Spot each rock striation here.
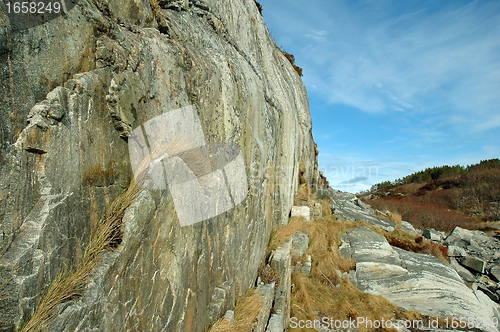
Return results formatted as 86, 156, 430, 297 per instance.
443, 227, 500, 304
340, 226, 500, 332
0, 0, 321, 330
322, 189, 397, 231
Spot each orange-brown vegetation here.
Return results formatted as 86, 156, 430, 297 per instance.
280, 49, 303, 77
366, 160, 500, 231
272, 213, 432, 331
254, 0, 263, 15
366, 196, 481, 232
258, 265, 281, 286
378, 229, 448, 263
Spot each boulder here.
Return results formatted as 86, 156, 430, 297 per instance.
309, 201, 323, 219
353, 198, 372, 211
291, 206, 311, 221
400, 221, 419, 235
490, 266, 500, 282
423, 229, 442, 241
447, 244, 466, 257
445, 227, 475, 245
449, 257, 476, 283
340, 226, 500, 330
223, 310, 234, 321
291, 232, 309, 258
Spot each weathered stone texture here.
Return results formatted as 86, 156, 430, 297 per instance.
0, 0, 320, 330
268, 241, 292, 330
341, 227, 500, 332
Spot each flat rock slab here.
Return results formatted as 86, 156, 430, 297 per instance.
269, 241, 292, 329
291, 206, 311, 221
341, 227, 500, 332
400, 221, 420, 235
461, 256, 487, 274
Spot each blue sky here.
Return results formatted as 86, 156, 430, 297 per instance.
258, 0, 500, 193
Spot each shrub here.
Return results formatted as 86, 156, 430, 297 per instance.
258, 265, 281, 286
365, 197, 481, 232
381, 230, 448, 263
280, 48, 303, 77
20, 180, 141, 332
254, 0, 263, 15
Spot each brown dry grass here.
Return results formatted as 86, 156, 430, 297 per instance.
272, 211, 423, 331
20, 180, 141, 332
270, 215, 359, 286
209, 288, 263, 332
291, 272, 421, 332
272, 199, 455, 331
377, 229, 449, 264
295, 184, 314, 202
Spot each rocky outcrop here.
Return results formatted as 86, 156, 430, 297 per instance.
340, 227, 500, 332
323, 189, 397, 231
443, 227, 500, 304
268, 240, 292, 331
0, 0, 321, 330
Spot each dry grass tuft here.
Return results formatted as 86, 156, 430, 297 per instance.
258, 265, 281, 286
20, 180, 141, 332
269, 214, 359, 286
320, 199, 333, 218
387, 211, 402, 224
209, 288, 263, 332
375, 228, 449, 264
253, 0, 263, 15
295, 184, 314, 202
275, 200, 456, 331
291, 272, 418, 332
276, 47, 303, 77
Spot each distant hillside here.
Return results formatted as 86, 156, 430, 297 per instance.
361, 159, 500, 232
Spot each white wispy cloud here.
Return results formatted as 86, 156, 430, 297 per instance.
260, 0, 500, 192
281, 0, 500, 131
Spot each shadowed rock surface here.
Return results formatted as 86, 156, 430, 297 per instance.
0, 0, 321, 330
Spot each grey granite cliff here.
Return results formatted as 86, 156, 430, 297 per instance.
0, 0, 320, 330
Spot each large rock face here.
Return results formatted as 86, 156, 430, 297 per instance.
340, 227, 500, 332
0, 1, 319, 330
